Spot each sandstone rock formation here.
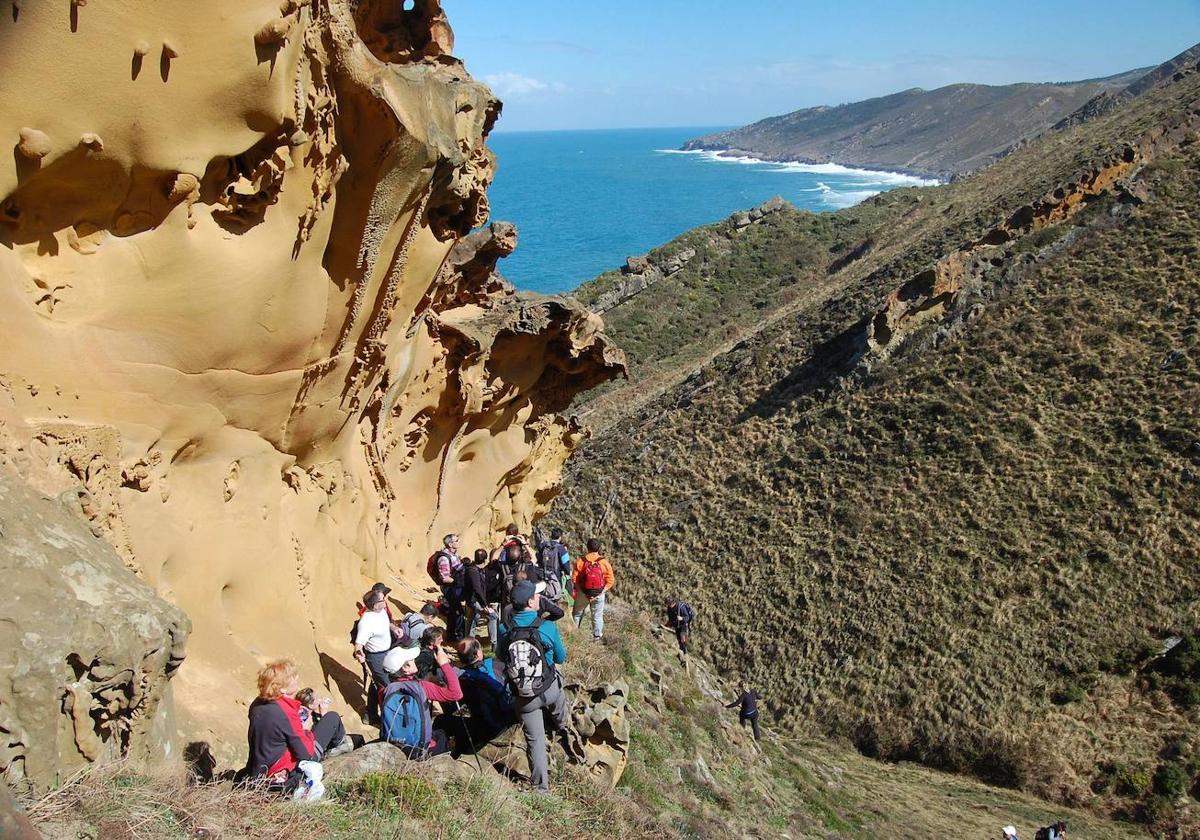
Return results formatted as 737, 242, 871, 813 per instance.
0, 0, 623, 761
0, 468, 189, 792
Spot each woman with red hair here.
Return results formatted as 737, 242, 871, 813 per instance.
235, 659, 351, 790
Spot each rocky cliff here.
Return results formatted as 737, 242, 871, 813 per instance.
0, 468, 189, 792
0, 0, 623, 764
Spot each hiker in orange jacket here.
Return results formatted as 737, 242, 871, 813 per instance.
571, 538, 614, 641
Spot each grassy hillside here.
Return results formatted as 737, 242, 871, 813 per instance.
22, 604, 1144, 839
680, 68, 1150, 178
554, 57, 1200, 831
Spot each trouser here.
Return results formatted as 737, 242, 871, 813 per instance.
465, 602, 484, 640
363, 650, 389, 724
572, 590, 606, 638
485, 602, 500, 647
675, 623, 690, 654
515, 673, 570, 792
740, 712, 761, 741
442, 584, 466, 641
311, 712, 346, 758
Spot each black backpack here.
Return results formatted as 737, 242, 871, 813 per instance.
503, 617, 551, 699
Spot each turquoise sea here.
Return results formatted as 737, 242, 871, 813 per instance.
485, 126, 937, 295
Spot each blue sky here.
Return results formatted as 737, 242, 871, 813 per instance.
441, 0, 1200, 131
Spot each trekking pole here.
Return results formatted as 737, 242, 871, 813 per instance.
455, 710, 486, 774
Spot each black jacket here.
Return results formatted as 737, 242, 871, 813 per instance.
239, 697, 313, 780
464, 563, 489, 609
727, 690, 761, 717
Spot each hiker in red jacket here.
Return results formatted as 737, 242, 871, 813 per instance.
571, 538, 615, 641
235, 659, 351, 790
380, 642, 463, 757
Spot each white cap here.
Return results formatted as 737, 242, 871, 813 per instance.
534, 581, 546, 594
1002, 827, 1018, 838
383, 645, 420, 674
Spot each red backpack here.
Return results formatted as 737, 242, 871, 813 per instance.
581, 557, 606, 597
426, 551, 449, 586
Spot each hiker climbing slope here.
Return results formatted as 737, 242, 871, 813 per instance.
571, 538, 614, 641
664, 596, 695, 656
498, 579, 570, 793
727, 683, 763, 741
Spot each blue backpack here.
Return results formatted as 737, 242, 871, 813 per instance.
381, 681, 431, 757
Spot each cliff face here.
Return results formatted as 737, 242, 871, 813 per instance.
0, 0, 623, 759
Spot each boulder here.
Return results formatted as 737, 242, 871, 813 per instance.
0, 468, 190, 792
322, 741, 479, 786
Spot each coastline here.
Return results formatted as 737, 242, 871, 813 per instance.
671, 144, 947, 184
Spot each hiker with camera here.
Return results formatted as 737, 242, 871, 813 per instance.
379, 640, 463, 758
571, 538, 614, 641
497, 579, 571, 793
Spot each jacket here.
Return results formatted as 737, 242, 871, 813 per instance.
500, 594, 564, 630
464, 563, 489, 609
666, 602, 695, 629
456, 658, 515, 733
727, 690, 762, 717
497, 608, 568, 667
572, 552, 615, 595
241, 695, 315, 779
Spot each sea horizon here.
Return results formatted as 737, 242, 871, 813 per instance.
485, 126, 938, 295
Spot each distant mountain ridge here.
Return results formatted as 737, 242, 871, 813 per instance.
681, 61, 1179, 179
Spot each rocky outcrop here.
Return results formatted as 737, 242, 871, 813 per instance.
0, 0, 623, 756
0, 468, 189, 792
591, 197, 788, 314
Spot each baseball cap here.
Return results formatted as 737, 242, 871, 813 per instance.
511, 580, 537, 607
371, 582, 392, 595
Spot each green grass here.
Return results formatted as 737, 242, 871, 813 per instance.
554, 67, 1200, 834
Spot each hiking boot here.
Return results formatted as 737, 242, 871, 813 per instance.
359, 710, 371, 725
324, 738, 354, 759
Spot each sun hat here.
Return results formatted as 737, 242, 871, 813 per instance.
383, 645, 420, 674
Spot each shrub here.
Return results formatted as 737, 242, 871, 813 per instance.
335, 772, 443, 819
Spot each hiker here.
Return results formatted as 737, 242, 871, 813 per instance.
463, 548, 493, 642
352, 588, 393, 725
415, 626, 447, 684
664, 596, 696, 655
400, 602, 438, 646
493, 523, 532, 600
571, 538, 614, 641
541, 527, 572, 601
380, 642, 463, 758
483, 549, 506, 647
428, 533, 466, 641
1035, 822, 1067, 840
236, 659, 351, 791
726, 683, 763, 740
497, 579, 570, 793
451, 636, 516, 745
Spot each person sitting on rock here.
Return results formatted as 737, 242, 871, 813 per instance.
571, 538, 614, 641
497, 579, 570, 793
400, 602, 438, 646
726, 683, 763, 741
380, 641, 463, 758
235, 659, 351, 791
664, 596, 696, 656
450, 636, 516, 747
1036, 821, 1067, 840
416, 626, 448, 685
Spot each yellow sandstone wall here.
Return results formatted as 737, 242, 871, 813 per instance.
0, 0, 623, 754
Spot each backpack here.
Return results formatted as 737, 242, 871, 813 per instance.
676, 602, 695, 625
381, 681, 432, 756
581, 557, 606, 597
426, 551, 462, 586
504, 617, 551, 699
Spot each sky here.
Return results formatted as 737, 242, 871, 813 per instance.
441, 0, 1200, 132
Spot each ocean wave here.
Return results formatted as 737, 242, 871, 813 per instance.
654, 148, 940, 186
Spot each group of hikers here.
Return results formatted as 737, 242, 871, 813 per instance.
229, 521, 1073, 838
234, 524, 753, 799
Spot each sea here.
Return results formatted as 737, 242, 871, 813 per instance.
485, 126, 938, 295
